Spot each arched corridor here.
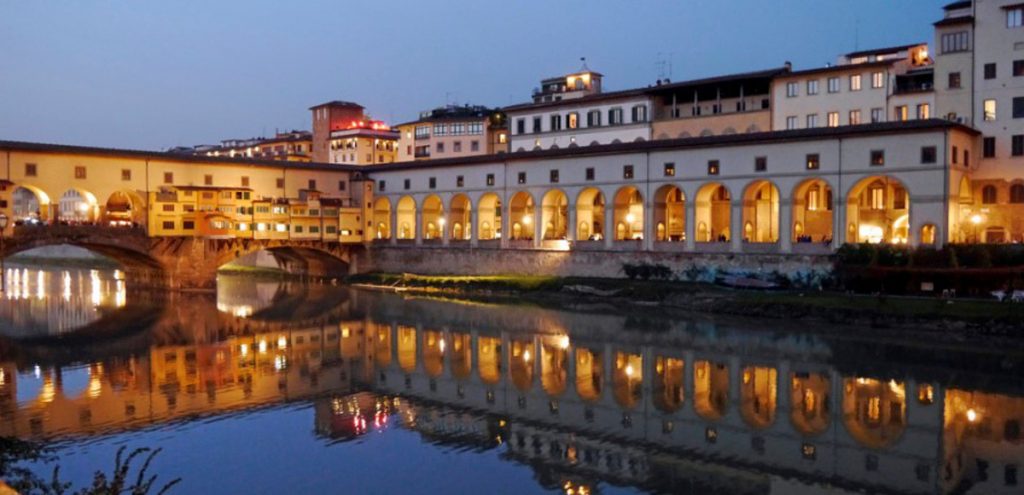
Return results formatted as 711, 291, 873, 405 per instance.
792, 179, 833, 244
846, 176, 910, 244
449, 194, 472, 241
421, 195, 444, 240
373, 197, 392, 240
653, 185, 685, 242
741, 181, 779, 243
740, 366, 777, 428
540, 190, 569, 240
103, 190, 145, 226
653, 357, 684, 412
694, 360, 729, 420
477, 193, 502, 241
575, 188, 605, 241
695, 184, 731, 243
612, 187, 643, 241
57, 189, 100, 224
791, 372, 830, 435
508, 192, 535, 241
842, 378, 906, 448
396, 196, 416, 240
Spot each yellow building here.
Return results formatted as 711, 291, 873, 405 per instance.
328, 120, 399, 166
202, 130, 313, 162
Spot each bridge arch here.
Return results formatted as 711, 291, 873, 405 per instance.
12, 184, 52, 223
103, 189, 146, 226
56, 187, 101, 224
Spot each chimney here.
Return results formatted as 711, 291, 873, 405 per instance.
784, 61, 792, 71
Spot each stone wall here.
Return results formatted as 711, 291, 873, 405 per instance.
356, 246, 833, 281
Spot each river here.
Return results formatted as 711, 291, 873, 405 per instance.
0, 264, 1021, 494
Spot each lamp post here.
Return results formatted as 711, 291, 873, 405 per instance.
970, 214, 983, 244
0, 213, 7, 293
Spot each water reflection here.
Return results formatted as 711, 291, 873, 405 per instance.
0, 270, 1021, 494
0, 266, 128, 337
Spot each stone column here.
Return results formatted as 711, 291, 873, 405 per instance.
500, 194, 510, 249
730, 201, 743, 253
389, 206, 398, 245
834, 193, 846, 247
534, 205, 543, 248
604, 201, 614, 250
442, 213, 450, 246
643, 201, 654, 251
414, 208, 423, 246
567, 204, 577, 243
780, 197, 793, 253
469, 208, 478, 247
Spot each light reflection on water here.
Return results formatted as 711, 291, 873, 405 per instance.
0, 265, 126, 338
0, 267, 1020, 494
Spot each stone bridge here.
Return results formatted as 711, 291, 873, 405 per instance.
1, 225, 359, 290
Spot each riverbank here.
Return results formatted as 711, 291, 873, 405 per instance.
347, 273, 1024, 337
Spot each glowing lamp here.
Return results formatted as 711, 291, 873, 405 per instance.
967, 408, 978, 422
970, 214, 983, 225
625, 213, 635, 224
522, 214, 533, 226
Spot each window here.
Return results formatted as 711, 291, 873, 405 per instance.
585, 167, 595, 181
308, 179, 317, 190
786, 82, 799, 97
917, 103, 930, 119
428, 177, 436, 189
453, 141, 462, 153
755, 156, 767, 172
984, 137, 996, 158
806, 80, 819, 95
486, 173, 495, 186
664, 163, 675, 176
567, 112, 579, 129
532, 117, 542, 133
1016, 60, 1024, 77
965, 149, 970, 168
415, 125, 430, 139
849, 109, 862, 125
550, 170, 559, 183
550, 114, 562, 131
983, 185, 998, 204
985, 99, 997, 121
1011, 184, 1024, 203
1007, 465, 1018, 487
806, 114, 818, 128
276, 177, 284, 188
1013, 135, 1024, 156
451, 123, 465, 135
850, 74, 862, 91
921, 146, 937, 164
623, 165, 634, 179
871, 71, 885, 88
949, 72, 962, 89
870, 150, 885, 166
827, 77, 840, 93
953, 145, 960, 164
471, 140, 479, 152
515, 119, 525, 135
202, 174, 211, 186
162, 221, 174, 230
294, 225, 304, 234
942, 31, 971, 54
631, 105, 648, 123
183, 221, 195, 230
24, 163, 37, 177
871, 108, 885, 123
378, 180, 386, 192
403, 178, 411, 190
433, 124, 448, 136
609, 107, 623, 125
786, 116, 798, 130
894, 105, 909, 121
1009, 7, 1024, 27
456, 175, 464, 187
337, 180, 346, 191
436, 142, 445, 153
1014, 97, 1024, 118
121, 169, 131, 181
241, 176, 250, 187
827, 112, 839, 127
164, 172, 174, 184
806, 154, 820, 170
587, 110, 601, 127
518, 172, 526, 184
162, 204, 175, 212
985, 63, 997, 80
707, 160, 720, 175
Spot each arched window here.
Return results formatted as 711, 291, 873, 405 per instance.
921, 224, 936, 245
982, 185, 998, 204
1010, 184, 1024, 204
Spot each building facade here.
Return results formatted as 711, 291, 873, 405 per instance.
394, 105, 508, 162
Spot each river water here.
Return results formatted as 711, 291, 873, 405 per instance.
0, 264, 1021, 494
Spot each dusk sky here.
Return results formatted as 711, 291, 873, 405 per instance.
1, 1, 949, 151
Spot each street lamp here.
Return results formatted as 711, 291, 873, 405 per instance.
0, 213, 7, 293
970, 213, 983, 243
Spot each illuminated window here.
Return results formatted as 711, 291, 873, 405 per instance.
806, 154, 820, 170
827, 112, 839, 127
664, 162, 675, 177
871, 150, 885, 166
623, 165, 634, 179
850, 74, 862, 91
917, 103, 930, 119
894, 106, 908, 121
707, 160, 720, 176
984, 99, 997, 121
849, 109, 862, 125
871, 71, 885, 88
870, 188, 885, 210
567, 112, 579, 129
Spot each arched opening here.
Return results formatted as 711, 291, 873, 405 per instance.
613, 186, 643, 240
477, 193, 502, 240
57, 189, 100, 224
613, 352, 642, 409
423, 330, 444, 377
508, 192, 535, 241
575, 347, 603, 402
540, 340, 568, 396
694, 360, 729, 420
397, 326, 417, 372
540, 190, 568, 240
396, 196, 416, 240
449, 194, 472, 241
791, 372, 830, 435
103, 190, 145, 226
842, 377, 906, 448
695, 184, 731, 243
477, 336, 501, 385
920, 224, 937, 245
421, 195, 444, 240
12, 185, 51, 224
792, 179, 833, 244
575, 188, 605, 241
740, 366, 777, 429
653, 357, 684, 413
653, 185, 685, 242
846, 176, 910, 244
373, 324, 392, 368
741, 181, 780, 243
510, 339, 534, 391
450, 332, 472, 379
372, 197, 391, 240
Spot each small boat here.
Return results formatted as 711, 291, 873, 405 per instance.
718, 275, 778, 290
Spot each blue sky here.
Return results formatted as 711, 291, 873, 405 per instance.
0, 1, 950, 150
